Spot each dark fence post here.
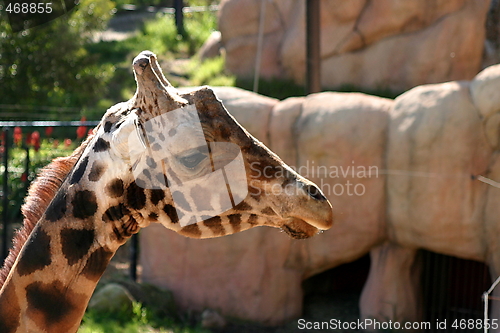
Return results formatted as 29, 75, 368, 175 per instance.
0, 120, 138, 281
306, 0, 321, 94
2, 128, 10, 263
130, 233, 139, 281
23, 146, 30, 193
174, 0, 185, 37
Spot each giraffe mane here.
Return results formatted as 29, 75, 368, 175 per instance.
0, 134, 94, 288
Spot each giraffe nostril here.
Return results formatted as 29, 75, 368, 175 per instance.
303, 184, 327, 202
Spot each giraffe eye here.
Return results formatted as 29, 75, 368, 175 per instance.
178, 152, 207, 169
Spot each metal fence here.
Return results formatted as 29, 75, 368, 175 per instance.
0, 121, 140, 282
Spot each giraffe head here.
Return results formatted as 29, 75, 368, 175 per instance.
84, 51, 333, 241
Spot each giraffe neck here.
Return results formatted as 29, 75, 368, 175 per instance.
0, 136, 138, 333
0, 216, 119, 333
0, 182, 135, 332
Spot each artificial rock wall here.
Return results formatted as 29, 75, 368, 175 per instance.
218, 0, 489, 91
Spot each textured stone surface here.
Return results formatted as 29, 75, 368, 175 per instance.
197, 31, 222, 61
471, 64, 500, 119
268, 96, 304, 165
386, 81, 492, 260
218, 0, 284, 79
88, 283, 135, 315
360, 243, 421, 325
294, 92, 390, 277
219, 0, 489, 91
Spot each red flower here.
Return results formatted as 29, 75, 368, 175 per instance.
77, 117, 87, 139
21, 173, 27, 182
13, 127, 22, 145
31, 131, 40, 152
45, 126, 53, 137
53, 139, 59, 148
64, 138, 72, 148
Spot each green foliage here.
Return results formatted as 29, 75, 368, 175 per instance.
189, 56, 235, 87
79, 300, 209, 333
236, 77, 307, 100
0, 0, 116, 114
182, 9, 218, 55
235, 79, 403, 101
79, 301, 146, 333
128, 9, 217, 57
86, 6, 220, 104
335, 84, 402, 99
0, 139, 76, 223
87, 6, 217, 65
79, 279, 211, 333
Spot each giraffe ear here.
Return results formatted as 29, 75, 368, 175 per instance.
110, 113, 146, 161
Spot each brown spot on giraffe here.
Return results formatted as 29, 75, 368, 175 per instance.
93, 138, 110, 152
227, 214, 242, 233
16, 225, 51, 276
149, 189, 165, 206
103, 121, 113, 133
180, 224, 202, 238
82, 247, 114, 282
261, 207, 276, 215
163, 204, 179, 224
234, 201, 252, 211
44, 190, 67, 222
69, 156, 89, 185
247, 214, 259, 226
60, 228, 95, 265
126, 181, 146, 210
25, 280, 87, 332
203, 216, 224, 236
105, 178, 124, 198
72, 190, 98, 219
88, 161, 106, 182
102, 203, 129, 222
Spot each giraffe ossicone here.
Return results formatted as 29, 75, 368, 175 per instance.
0, 51, 333, 333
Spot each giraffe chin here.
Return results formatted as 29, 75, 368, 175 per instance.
280, 217, 321, 239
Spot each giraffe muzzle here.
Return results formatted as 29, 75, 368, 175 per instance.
271, 178, 334, 238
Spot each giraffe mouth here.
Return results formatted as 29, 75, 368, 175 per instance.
280, 217, 322, 239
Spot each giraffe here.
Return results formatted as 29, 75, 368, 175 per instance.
0, 51, 333, 333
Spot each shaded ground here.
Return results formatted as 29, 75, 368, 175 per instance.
93, 8, 157, 42
102, 244, 367, 333
211, 291, 362, 333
